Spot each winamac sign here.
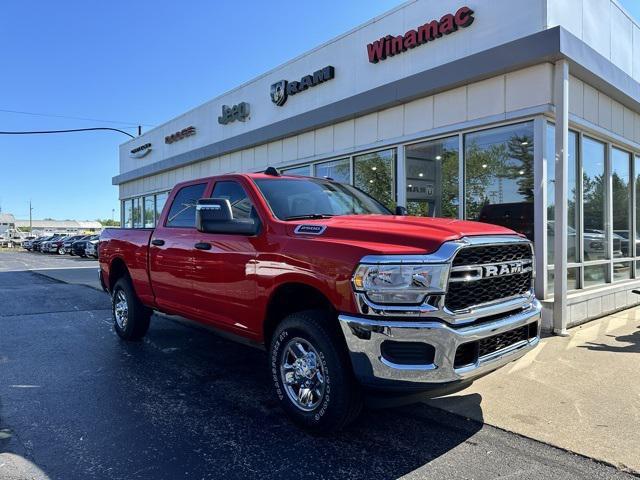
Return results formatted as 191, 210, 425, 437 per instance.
366, 6, 475, 63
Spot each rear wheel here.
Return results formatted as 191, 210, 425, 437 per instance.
112, 276, 151, 341
269, 310, 362, 433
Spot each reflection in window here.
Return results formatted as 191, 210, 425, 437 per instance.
211, 181, 254, 220
405, 136, 458, 218
612, 148, 631, 258
584, 264, 607, 288
133, 197, 142, 228
582, 137, 607, 261
282, 165, 311, 176
613, 261, 632, 282
354, 149, 396, 210
166, 183, 207, 228
547, 267, 579, 297
144, 197, 155, 228
464, 122, 534, 240
155, 192, 168, 224
546, 125, 579, 265
315, 158, 350, 183
636, 156, 640, 257
124, 200, 133, 228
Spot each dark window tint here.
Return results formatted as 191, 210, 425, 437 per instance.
166, 183, 207, 228
211, 181, 254, 220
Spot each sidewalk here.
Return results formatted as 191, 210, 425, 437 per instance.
426, 308, 640, 474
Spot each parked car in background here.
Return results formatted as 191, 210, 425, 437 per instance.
41, 235, 66, 253
61, 235, 88, 255
85, 238, 100, 258
34, 235, 57, 252
47, 235, 73, 254
71, 235, 99, 257
22, 236, 37, 251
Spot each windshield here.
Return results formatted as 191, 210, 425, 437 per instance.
254, 177, 391, 220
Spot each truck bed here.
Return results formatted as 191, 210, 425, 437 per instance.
99, 228, 156, 306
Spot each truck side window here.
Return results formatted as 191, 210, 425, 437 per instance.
210, 181, 255, 220
165, 183, 207, 228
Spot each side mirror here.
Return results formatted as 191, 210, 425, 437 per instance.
395, 205, 408, 216
196, 198, 259, 235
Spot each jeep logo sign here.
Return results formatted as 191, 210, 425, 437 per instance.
218, 102, 250, 125
270, 66, 335, 106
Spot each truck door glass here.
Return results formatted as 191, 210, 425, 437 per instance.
210, 181, 256, 220
166, 183, 207, 228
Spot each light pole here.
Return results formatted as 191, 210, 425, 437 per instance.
29, 200, 34, 233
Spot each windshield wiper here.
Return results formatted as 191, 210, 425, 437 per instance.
284, 214, 336, 221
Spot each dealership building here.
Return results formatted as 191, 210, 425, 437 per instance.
114, 0, 640, 334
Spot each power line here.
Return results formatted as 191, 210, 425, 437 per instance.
0, 127, 135, 138
0, 108, 154, 127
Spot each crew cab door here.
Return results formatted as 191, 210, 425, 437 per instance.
149, 181, 208, 316
191, 180, 260, 332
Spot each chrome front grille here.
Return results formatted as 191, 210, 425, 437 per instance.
445, 243, 534, 313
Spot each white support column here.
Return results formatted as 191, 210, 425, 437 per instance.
533, 116, 547, 300
553, 60, 570, 336
396, 144, 407, 209
458, 134, 465, 219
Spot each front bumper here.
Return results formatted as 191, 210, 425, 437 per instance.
338, 299, 541, 390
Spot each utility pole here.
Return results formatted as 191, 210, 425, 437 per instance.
29, 200, 33, 233
111, 208, 115, 222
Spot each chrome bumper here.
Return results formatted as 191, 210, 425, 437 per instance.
338, 299, 541, 389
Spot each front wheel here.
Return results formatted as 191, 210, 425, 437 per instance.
58, 248, 65, 255
111, 277, 151, 341
270, 310, 362, 433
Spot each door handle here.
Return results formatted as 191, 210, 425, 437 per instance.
151, 239, 165, 246
194, 242, 211, 250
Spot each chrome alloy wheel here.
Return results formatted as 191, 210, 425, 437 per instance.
279, 337, 326, 411
58, 247, 65, 255
114, 290, 129, 330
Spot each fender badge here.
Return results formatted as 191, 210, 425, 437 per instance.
294, 225, 327, 235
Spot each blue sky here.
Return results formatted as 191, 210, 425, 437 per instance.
0, 0, 638, 221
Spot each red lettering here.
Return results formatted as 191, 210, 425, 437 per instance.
455, 6, 474, 28
439, 14, 456, 35
403, 30, 418, 49
417, 20, 441, 43
367, 39, 384, 63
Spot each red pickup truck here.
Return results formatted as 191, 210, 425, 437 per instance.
99, 168, 541, 432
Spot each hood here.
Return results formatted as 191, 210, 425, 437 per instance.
286, 215, 520, 254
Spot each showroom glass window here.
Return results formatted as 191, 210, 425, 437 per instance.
282, 165, 311, 176
582, 136, 608, 287
612, 147, 632, 281
165, 183, 207, 228
354, 149, 396, 210
123, 200, 133, 228
155, 192, 168, 225
144, 197, 155, 228
132, 197, 143, 228
545, 124, 579, 294
315, 158, 350, 183
464, 122, 534, 240
405, 136, 459, 218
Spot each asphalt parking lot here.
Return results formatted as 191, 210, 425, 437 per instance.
0, 252, 636, 480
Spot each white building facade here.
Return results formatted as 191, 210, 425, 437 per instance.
114, 0, 640, 333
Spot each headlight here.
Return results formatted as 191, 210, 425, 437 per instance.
352, 263, 449, 305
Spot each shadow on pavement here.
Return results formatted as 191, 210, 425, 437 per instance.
0, 291, 485, 480
580, 327, 640, 354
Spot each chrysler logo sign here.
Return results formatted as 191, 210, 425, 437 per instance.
129, 143, 152, 159
270, 66, 335, 106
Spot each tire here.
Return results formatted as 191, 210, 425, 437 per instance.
111, 276, 151, 341
58, 248, 65, 255
269, 310, 362, 433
